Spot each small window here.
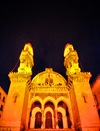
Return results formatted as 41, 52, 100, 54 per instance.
14, 95, 18, 103
0, 105, 3, 111
13, 93, 19, 103
3, 97, 5, 102
83, 95, 87, 103
81, 93, 87, 103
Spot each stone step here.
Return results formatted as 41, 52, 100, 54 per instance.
25, 129, 75, 131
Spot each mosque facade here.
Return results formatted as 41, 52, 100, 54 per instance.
0, 43, 100, 131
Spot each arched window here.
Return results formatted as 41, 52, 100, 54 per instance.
0, 105, 3, 111
81, 93, 87, 103
13, 93, 19, 103
3, 97, 5, 102
14, 95, 18, 103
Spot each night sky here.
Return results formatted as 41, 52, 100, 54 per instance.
0, 1, 100, 93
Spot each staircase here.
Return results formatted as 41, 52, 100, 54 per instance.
25, 129, 75, 131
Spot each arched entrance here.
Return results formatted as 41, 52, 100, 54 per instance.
29, 101, 42, 129
58, 112, 63, 128
35, 112, 42, 128
57, 100, 72, 129
45, 111, 52, 129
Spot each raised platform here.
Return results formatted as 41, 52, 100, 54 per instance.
0, 126, 75, 131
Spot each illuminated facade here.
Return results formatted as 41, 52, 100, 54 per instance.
91, 75, 100, 118
0, 43, 100, 131
0, 86, 7, 125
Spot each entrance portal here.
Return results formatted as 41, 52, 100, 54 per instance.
45, 111, 52, 128
35, 112, 42, 128
58, 112, 63, 128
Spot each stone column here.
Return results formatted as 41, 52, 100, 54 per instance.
41, 109, 44, 129
63, 116, 68, 128
30, 115, 35, 129
55, 109, 59, 129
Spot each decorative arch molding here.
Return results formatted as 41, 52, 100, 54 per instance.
32, 107, 41, 117
13, 92, 19, 97
44, 107, 54, 117
56, 96, 73, 125
29, 96, 43, 108
58, 106, 68, 128
30, 107, 42, 129
43, 96, 56, 108
57, 107, 66, 117
56, 96, 70, 107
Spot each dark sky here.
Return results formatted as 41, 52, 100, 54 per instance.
0, 1, 100, 93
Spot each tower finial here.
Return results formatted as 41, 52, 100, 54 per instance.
18, 43, 34, 74
64, 43, 81, 75
64, 43, 74, 57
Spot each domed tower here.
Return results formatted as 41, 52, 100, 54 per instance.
18, 43, 34, 73
64, 43, 81, 75
1, 43, 34, 131
64, 43, 100, 131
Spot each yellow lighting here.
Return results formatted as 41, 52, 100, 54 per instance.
64, 43, 74, 57
18, 43, 34, 73
24, 43, 34, 56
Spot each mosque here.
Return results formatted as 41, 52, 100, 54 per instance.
0, 43, 100, 131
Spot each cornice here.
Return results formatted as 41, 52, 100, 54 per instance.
68, 72, 92, 82
8, 72, 32, 82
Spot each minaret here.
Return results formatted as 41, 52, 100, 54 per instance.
64, 43, 100, 131
1, 43, 34, 131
